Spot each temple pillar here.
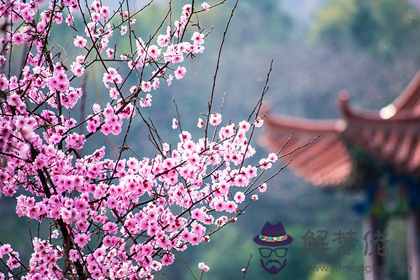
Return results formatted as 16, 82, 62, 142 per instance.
363, 216, 386, 280
408, 211, 420, 280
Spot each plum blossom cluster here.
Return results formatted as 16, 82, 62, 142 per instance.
198, 262, 210, 272
1, 115, 275, 279
0, 0, 281, 279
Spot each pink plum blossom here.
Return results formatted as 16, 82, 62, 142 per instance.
172, 118, 179, 129
192, 32, 204, 45
175, 66, 186, 80
209, 113, 222, 126
201, 2, 210, 10
74, 36, 87, 48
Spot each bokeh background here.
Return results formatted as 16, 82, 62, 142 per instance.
2, 0, 420, 279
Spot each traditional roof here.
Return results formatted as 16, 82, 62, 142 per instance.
259, 70, 420, 189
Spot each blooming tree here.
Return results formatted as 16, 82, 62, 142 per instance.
0, 0, 293, 279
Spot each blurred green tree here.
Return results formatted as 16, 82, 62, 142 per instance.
313, 0, 420, 58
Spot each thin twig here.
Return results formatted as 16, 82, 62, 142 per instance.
242, 254, 253, 280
